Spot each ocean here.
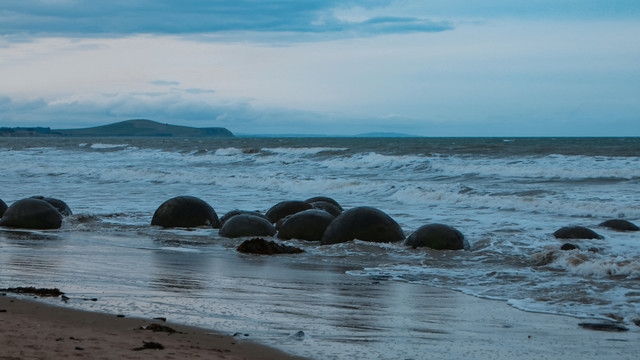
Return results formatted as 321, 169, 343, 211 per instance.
1, 136, 639, 358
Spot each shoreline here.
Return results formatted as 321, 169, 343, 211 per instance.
2, 285, 639, 360
0, 294, 305, 360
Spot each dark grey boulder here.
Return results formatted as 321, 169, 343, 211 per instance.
320, 206, 405, 245
265, 201, 312, 224
560, 243, 580, 251
0, 199, 7, 218
0, 198, 63, 229
277, 209, 335, 241
30, 196, 72, 216
405, 224, 468, 250
599, 219, 639, 232
553, 226, 603, 240
309, 201, 342, 217
305, 196, 343, 211
220, 209, 268, 226
219, 214, 276, 238
237, 238, 304, 255
151, 196, 220, 228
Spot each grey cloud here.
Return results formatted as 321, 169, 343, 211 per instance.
0, 0, 453, 39
185, 88, 216, 94
150, 80, 181, 86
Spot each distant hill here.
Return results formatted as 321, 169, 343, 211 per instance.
1, 119, 234, 137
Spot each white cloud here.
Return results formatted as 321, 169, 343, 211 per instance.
0, 17, 638, 136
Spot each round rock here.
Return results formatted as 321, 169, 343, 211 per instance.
599, 219, 639, 232
0, 199, 7, 218
309, 201, 342, 217
30, 196, 72, 216
405, 224, 468, 250
560, 243, 580, 251
0, 198, 63, 229
151, 196, 220, 228
220, 209, 269, 226
305, 196, 343, 211
277, 209, 335, 241
265, 201, 312, 224
553, 226, 603, 240
219, 214, 276, 238
320, 206, 405, 245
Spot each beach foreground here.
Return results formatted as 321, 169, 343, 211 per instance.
2, 286, 639, 360
0, 295, 304, 360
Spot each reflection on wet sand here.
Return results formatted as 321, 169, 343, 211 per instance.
150, 245, 212, 293
0, 229, 62, 279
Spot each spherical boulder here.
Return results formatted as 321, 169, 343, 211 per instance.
30, 196, 72, 216
220, 209, 269, 226
305, 196, 343, 211
308, 201, 342, 217
0, 199, 7, 218
277, 209, 335, 241
0, 198, 63, 229
219, 214, 276, 238
151, 196, 220, 228
599, 219, 639, 232
320, 206, 405, 245
553, 226, 603, 240
265, 200, 312, 224
405, 224, 468, 250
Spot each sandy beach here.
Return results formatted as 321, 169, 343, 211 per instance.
2, 286, 639, 360
0, 294, 304, 360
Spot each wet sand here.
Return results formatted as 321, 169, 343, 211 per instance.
0, 294, 304, 360
2, 287, 639, 360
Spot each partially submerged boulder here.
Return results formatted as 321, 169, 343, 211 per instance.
237, 238, 304, 255
305, 196, 343, 211
560, 243, 580, 251
220, 209, 269, 226
219, 214, 276, 238
0, 198, 63, 229
553, 226, 603, 240
151, 196, 220, 228
30, 196, 72, 216
277, 209, 335, 241
265, 200, 312, 223
320, 206, 405, 245
405, 224, 468, 250
308, 201, 342, 217
0, 199, 7, 218
599, 219, 639, 232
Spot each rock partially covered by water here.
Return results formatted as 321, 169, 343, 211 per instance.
599, 219, 639, 232
151, 196, 220, 228
320, 206, 405, 245
277, 209, 335, 241
219, 209, 269, 226
219, 214, 276, 238
30, 196, 72, 216
0, 199, 7, 217
237, 238, 304, 255
0, 198, 63, 229
560, 243, 580, 251
308, 201, 342, 217
265, 200, 313, 223
305, 196, 343, 211
405, 224, 469, 250
553, 226, 603, 240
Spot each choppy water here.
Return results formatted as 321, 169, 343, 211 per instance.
1, 136, 639, 358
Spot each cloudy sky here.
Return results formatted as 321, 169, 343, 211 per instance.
1, 1, 639, 136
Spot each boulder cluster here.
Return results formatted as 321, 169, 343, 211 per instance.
1, 195, 637, 253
